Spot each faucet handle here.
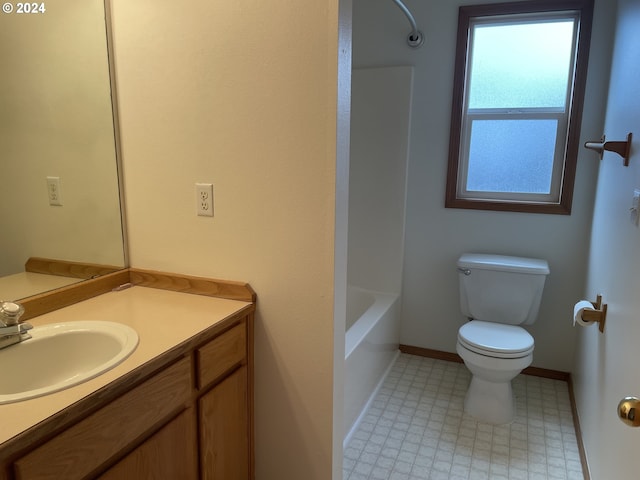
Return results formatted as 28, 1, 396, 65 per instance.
0, 301, 25, 326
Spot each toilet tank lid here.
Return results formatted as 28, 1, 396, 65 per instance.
458, 253, 550, 275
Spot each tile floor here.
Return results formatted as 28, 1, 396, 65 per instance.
343, 354, 584, 480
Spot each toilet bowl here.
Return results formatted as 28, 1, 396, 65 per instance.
456, 320, 534, 424
456, 253, 549, 424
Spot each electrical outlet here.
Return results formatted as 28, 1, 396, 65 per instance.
46, 176, 62, 206
196, 183, 214, 217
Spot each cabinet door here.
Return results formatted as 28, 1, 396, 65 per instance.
14, 357, 192, 480
199, 366, 249, 480
98, 409, 198, 480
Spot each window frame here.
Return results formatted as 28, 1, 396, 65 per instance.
445, 0, 594, 215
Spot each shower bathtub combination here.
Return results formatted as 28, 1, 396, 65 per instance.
344, 60, 412, 446
344, 285, 401, 445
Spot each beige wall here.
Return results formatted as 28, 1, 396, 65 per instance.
0, 0, 124, 277
109, 0, 343, 478
575, 0, 640, 477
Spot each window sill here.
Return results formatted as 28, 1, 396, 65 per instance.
444, 196, 572, 215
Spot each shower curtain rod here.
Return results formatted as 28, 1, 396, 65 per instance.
391, 0, 424, 48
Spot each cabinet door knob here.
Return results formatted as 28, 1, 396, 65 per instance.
618, 397, 640, 427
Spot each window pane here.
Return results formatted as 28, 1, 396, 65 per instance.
468, 20, 575, 109
466, 119, 557, 193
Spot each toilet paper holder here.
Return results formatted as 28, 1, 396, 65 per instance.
581, 294, 607, 333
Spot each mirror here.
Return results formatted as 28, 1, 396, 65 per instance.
0, 0, 126, 300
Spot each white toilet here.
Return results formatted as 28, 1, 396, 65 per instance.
456, 253, 550, 424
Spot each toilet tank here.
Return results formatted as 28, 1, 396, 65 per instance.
457, 253, 550, 325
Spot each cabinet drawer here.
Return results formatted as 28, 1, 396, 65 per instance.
197, 321, 246, 389
14, 357, 192, 480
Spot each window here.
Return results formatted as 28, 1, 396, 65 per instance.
445, 0, 594, 214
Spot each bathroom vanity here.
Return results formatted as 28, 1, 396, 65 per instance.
0, 269, 255, 480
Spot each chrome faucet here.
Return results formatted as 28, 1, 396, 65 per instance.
0, 301, 32, 350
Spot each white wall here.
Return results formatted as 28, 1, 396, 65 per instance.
109, 1, 345, 478
574, 0, 640, 477
348, 66, 412, 294
353, 0, 615, 371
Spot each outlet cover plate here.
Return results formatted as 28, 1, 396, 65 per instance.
196, 183, 214, 217
46, 176, 62, 206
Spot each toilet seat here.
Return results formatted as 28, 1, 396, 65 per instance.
458, 320, 534, 359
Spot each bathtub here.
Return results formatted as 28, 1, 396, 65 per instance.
344, 285, 400, 445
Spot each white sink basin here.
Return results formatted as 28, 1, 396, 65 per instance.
0, 321, 139, 404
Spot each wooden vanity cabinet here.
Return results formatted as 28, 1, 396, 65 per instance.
3, 314, 253, 480
98, 409, 199, 480
196, 321, 250, 480
199, 366, 249, 480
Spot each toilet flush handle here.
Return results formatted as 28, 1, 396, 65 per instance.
457, 267, 471, 275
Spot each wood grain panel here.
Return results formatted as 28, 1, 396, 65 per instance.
97, 409, 198, 480
24, 257, 123, 279
247, 312, 255, 479
197, 322, 246, 389
20, 270, 131, 321
199, 366, 249, 480
129, 268, 256, 302
17, 268, 256, 321
14, 357, 192, 480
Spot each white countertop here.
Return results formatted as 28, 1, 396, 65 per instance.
0, 285, 251, 446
